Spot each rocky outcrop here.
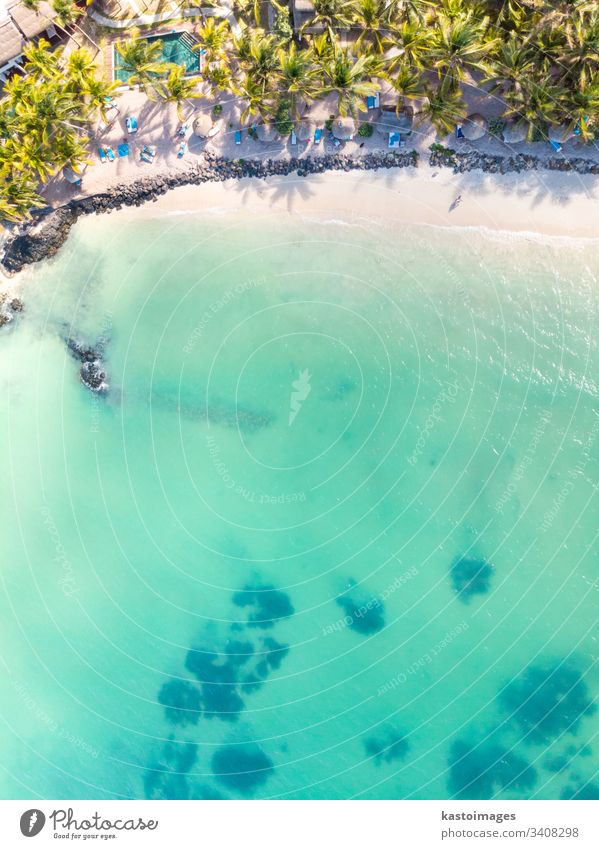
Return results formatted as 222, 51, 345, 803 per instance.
0, 293, 24, 327
66, 337, 108, 393
429, 147, 599, 175
0, 150, 418, 274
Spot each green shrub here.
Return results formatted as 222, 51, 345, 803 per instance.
489, 118, 505, 137
275, 100, 293, 136
213, 104, 223, 117
325, 116, 334, 131
273, 10, 293, 40
358, 122, 374, 138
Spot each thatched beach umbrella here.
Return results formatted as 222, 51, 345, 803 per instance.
332, 117, 356, 140
193, 112, 214, 139
502, 120, 528, 144
296, 119, 315, 141
256, 122, 280, 142
462, 113, 488, 141
548, 123, 572, 144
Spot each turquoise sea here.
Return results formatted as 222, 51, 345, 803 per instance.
0, 205, 598, 800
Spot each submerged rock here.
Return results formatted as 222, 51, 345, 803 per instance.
80, 359, 108, 392
66, 338, 108, 392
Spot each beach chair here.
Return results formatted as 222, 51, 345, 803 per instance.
140, 151, 153, 163
549, 139, 562, 153
455, 124, 464, 139
177, 141, 187, 158
314, 128, 322, 143
97, 147, 107, 164
126, 116, 138, 134
234, 130, 242, 144
177, 123, 189, 138
105, 146, 115, 162
291, 130, 297, 145
117, 143, 129, 158
388, 132, 400, 148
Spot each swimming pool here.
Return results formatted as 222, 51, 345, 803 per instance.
114, 31, 201, 83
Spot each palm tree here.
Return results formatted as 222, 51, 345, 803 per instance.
231, 72, 275, 122
431, 8, 498, 83
389, 60, 427, 111
115, 29, 173, 92
320, 47, 379, 116
503, 72, 567, 140
485, 34, 536, 93
65, 47, 97, 87
51, 0, 80, 27
351, 0, 399, 54
22, 39, 62, 80
202, 60, 232, 94
565, 72, 599, 141
0, 177, 45, 223
195, 17, 230, 64
301, 0, 356, 42
386, 17, 432, 72
421, 75, 467, 135
157, 66, 203, 119
234, 29, 280, 96
277, 45, 320, 117
559, 9, 599, 86
76, 75, 121, 122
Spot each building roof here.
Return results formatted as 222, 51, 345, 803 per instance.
0, 18, 24, 67
8, 0, 55, 39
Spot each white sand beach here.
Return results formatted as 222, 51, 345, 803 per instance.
33, 89, 599, 243
126, 164, 599, 241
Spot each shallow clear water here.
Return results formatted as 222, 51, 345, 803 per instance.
1, 207, 598, 800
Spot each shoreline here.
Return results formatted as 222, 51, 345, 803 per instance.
1, 148, 599, 276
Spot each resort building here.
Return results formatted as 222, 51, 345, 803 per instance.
0, 0, 58, 80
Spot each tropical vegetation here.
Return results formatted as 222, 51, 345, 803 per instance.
0, 0, 597, 221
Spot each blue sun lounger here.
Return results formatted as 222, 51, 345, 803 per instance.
314, 128, 322, 143
235, 130, 242, 144
97, 147, 107, 164
126, 116, 138, 134
105, 146, 115, 162
366, 93, 380, 109
388, 132, 400, 148
455, 124, 464, 139
549, 139, 562, 152
291, 130, 297, 144
177, 141, 187, 158
117, 143, 129, 157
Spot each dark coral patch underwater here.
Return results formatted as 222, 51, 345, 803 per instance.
212, 743, 274, 796
450, 556, 494, 602
448, 739, 537, 799
499, 660, 596, 744
233, 583, 295, 629
336, 582, 385, 635
364, 726, 409, 765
